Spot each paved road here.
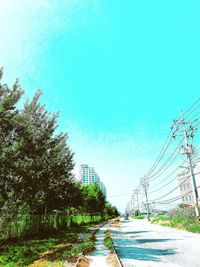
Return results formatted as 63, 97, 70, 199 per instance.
111, 218, 200, 267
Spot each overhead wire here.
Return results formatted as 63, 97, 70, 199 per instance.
184, 98, 200, 120
173, 98, 200, 122
148, 99, 200, 180
149, 172, 195, 202
145, 133, 174, 178
154, 185, 200, 204
129, 99, 200, 211
150, 171, 200, 204
148, 138, 184, 181
148, 172, 182, 195
149, 166, 181, 189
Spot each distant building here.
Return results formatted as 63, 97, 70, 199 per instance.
178, 161, 200, 205
78, 164, 107, 198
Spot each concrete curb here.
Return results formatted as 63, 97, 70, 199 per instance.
110, 238, 123, 267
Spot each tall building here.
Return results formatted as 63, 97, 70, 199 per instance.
78, 164, 107, 197
178, 161, 200, 205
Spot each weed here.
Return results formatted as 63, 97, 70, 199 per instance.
131, 215, 145, 219
104, 236, 112, 250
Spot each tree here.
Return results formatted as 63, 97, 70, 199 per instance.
0, 70, 24, 211
104, 203, 119, 217
81, 183, 106, 214
0, 70, 75, 215
12, 90, 75, 214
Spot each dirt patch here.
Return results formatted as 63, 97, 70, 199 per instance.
110, 218, 121, 229
106, 253, 121, 267
76, 257, 90, 267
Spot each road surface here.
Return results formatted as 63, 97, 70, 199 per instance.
111, 218, 200, 267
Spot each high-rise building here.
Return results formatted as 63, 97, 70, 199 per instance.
78, 164, 107, 197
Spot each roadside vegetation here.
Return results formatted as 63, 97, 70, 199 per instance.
0, 69, 119, 266
151, 204, 200, 233
131, 209, 145, 219
131, 215, 145, 219
104, 230, 113, 250
0, 225, 94, 266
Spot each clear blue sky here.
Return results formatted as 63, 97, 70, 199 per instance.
0, 0, 200, 211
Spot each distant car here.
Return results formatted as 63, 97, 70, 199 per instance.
124, 214, 129, 220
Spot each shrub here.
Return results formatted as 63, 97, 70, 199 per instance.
134, 210, 140, 216
168, 207, 195, 220
131, 215, 144, 219
104, 236, 112, 250
186, 223, 200, 233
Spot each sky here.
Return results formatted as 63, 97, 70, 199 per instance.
0, 0, 200, 212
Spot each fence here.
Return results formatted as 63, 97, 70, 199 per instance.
0, 213, 104, 240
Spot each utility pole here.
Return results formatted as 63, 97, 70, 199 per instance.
134, 189, 140, 213
173, 112, 199, 217
129, 201, 132, 214
141, 177, 150, 221
131, 193, 135, 214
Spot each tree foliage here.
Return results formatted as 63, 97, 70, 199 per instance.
0, 69, 119, 238
0, 71, 75, 215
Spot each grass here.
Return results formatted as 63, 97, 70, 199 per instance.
0, 224, 97, 267
103, 229, 113, 250
104, 236, 113, 250
131, 215, 145, 219
151, 215, 200, 233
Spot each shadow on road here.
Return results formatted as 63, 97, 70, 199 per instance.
111, 230, 150, 235
113, 238, 174, 246
114, 245, 176, 261
111, 225, 177, 262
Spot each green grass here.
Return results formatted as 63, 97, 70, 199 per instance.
104, 236, 112, 250
151, 215, 200, 233
151, 215, 169, 222
103, 229, 113, 250
186, 223, 200, 233
131, 215, 145, 219
0, 224, 97, 267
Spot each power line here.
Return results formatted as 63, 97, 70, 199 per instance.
149, 166, 181, 189
173, 98, 200, 122
155, 185, 200, 204
148, 138, 183, 180
145, 133, 173, 178
148, 173, 180, 195
184, 98, 200, 120
149, 173, 192, 202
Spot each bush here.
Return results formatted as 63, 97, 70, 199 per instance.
104, 236, 113, 250
151, 215, 169, 222
151, 206, 200, 233
131, 215, 144, 219
186, 223, 200, 233
134, 210, 140, 216
168, 206, 195, 220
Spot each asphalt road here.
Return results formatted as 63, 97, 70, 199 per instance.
111, 218, 200, 267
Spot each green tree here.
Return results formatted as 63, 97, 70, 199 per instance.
12, 90, 75, 214
104, 203, 119, 217
0, 70, 24, 211
81, 183, 106, 214
0, 70, 75, 215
